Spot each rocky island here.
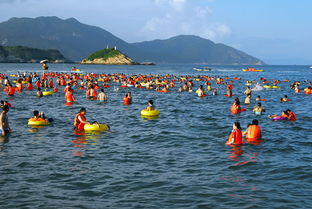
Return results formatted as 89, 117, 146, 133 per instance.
81, 48, 138, 65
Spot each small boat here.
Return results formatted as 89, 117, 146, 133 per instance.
242, 68, 263, 72
193, 67, 211, 72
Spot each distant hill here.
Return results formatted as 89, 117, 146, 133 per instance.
132, 35, 264, 65
0, 16, 265, 64
0, 45, 68, 63
81, 48, 137, 65
0, 16, 144, 62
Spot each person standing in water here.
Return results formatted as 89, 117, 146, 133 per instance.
97, 89, 108, 102
226, 121, 243, 145
0, 105, 11, 136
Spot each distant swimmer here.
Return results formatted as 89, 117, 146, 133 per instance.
65, 86, 75, 103
226, 121, 243, 145
253, 103, 265, 115
244, 93, 251, 104
196, 85, 206, 97
282, 95, 291, 102
213, 88, 218, 96
0, 105, 11, 136
74, 108, 89, 131
123, 92, 132, 105
37, 88, 43, 97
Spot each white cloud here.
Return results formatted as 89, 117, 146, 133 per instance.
141, 0, 231, 41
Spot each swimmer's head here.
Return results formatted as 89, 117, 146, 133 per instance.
33, 110, 39, 116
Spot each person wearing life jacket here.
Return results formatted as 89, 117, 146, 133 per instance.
123, 92, 132, 105
226, 83, 233, 96
35, 78, 42, 89
27, 81, 33, 91
89, 87, 97, 99
243, 119, 261, 142
226, 121, 243, 145
286, 109, 297, 121
48, 78, 54, 88
304, 86, 312, 94
7, 84, 15, 96
65, 86, 75, 103
231, 98, 241, 114
16, 80, 24, 92
74, 108, 89, 131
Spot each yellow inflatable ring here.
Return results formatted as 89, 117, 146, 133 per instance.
28, 118, 50, 126
264, 85, 280, 89
84, 124, 109, 132
141, 109, 160, 116
42, 91, 54, 96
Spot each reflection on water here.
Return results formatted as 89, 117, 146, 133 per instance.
71, 131, 104, 157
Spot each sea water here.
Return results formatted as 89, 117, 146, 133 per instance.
0, 63, 311, 208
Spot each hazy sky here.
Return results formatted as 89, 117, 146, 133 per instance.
0, 0, 311, 64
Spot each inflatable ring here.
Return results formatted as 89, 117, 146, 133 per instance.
264, 85, 280, 89
141, 109, 160, 116
271, 116, 287, 121
28, 118, 50, 126
84, 124, 109, 132
42, 91, 54, 96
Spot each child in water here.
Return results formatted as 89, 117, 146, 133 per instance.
146, 100, 155, 111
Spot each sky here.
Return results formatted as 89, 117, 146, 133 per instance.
0, 0, 311, 64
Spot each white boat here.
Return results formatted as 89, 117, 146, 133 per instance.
193, 67, 211, 72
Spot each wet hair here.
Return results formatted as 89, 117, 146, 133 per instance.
252, 119, 259, 125
33, 110, 39, 116
101, 89, 104, 92
148, 100, 154, 105
284, 95, 288, 98
79, 107, 86, 113
257, 103, 262, 107
234, 121, 241, 130
286, 109, 291, 113
2, 105, 9, 111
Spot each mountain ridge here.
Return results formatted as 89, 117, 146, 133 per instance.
0, 16, 265, 64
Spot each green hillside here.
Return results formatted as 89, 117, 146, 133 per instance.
87, 48, 121, 61
0, 45, 68, 63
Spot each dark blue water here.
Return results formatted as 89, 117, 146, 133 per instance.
0, 64, 311, 209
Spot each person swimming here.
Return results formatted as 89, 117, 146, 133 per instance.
253, 103, 265, 115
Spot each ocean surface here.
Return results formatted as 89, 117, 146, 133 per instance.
0, 63, 311, 209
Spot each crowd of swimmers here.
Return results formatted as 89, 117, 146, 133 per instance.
0, 71, 310, 144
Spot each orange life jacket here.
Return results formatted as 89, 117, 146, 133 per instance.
245, 125, 261, 141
